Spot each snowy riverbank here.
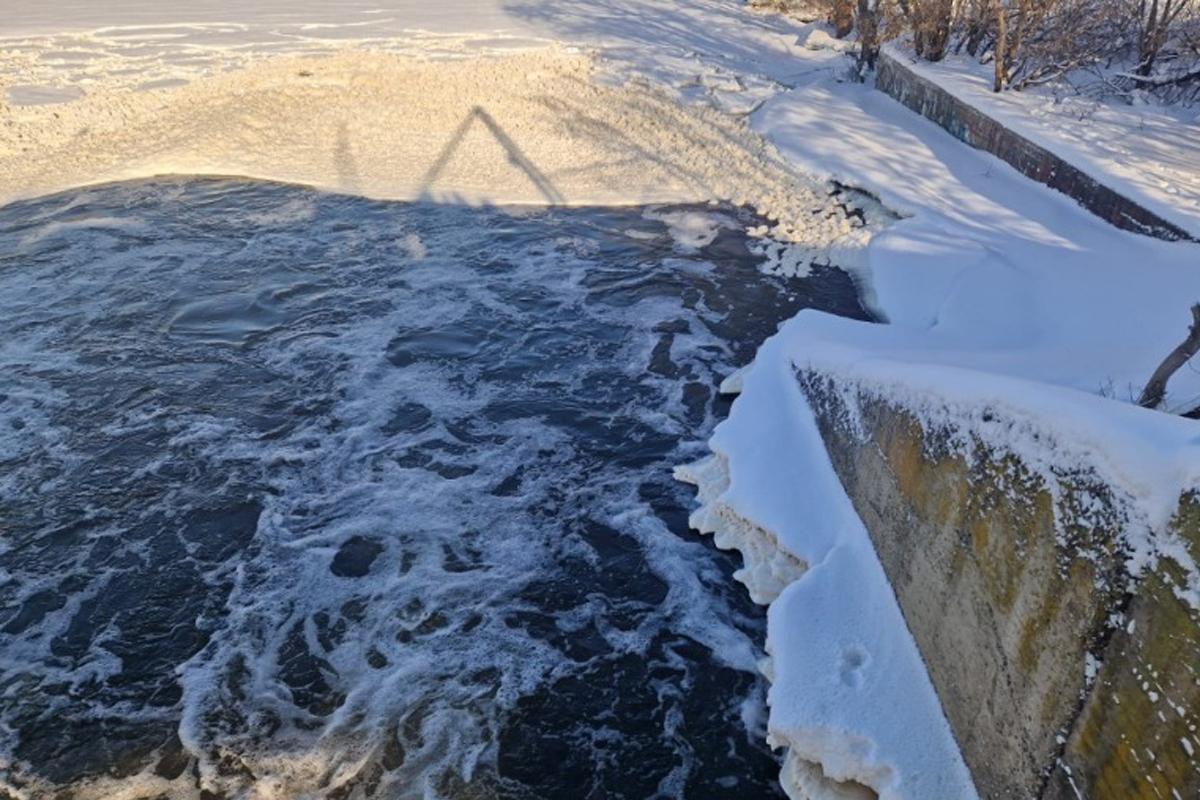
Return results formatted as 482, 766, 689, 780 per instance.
716, 20, 1200, 796
878, 42, 1200, 241
5, 2, 1199, 798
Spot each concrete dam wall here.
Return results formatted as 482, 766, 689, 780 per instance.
797, 366, 1200, 799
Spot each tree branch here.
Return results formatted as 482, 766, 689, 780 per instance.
1116, 64, 1200, 86
1139, 303, 1200, 410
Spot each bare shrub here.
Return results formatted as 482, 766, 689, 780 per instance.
760, 0, 1199, 103
832, 0, 857, 37
747, 0, 826, 18
898, 0, 956, 61
997, 0, 1133, 90
952, 0, 1198, 100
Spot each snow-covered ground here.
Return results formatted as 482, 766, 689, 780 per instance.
882, 42, 1200, 240
750, 41, 1200, 519
5, 2, 1200, 798
723, 30, 1200, 791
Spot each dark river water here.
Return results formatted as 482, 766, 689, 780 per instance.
0, 179, 868, 799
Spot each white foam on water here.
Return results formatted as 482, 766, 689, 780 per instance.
644, 208, 737, 252
0, 180, 864, 799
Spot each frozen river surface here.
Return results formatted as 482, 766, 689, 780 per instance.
0, 179, 868, 799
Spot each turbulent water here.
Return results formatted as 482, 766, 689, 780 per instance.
0, 179, 868, 799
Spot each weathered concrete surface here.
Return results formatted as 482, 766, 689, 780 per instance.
876, 51, 1196, 243
797, 368, 1200, 800
1053, 492, 1200, 800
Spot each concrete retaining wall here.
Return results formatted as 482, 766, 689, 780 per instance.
797, 367, 1200, 799
875, 51, 1196, 242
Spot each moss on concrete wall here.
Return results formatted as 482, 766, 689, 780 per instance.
1051, 494, 1200, 799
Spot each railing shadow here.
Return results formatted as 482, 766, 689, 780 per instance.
417, 105, 565, 205
335, 121, 360, 194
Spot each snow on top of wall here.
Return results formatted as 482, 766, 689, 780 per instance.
689, 309, 979, 799
795, 338, 1200, 605
882, 43, 1200, 241
801, 342, 1200, 522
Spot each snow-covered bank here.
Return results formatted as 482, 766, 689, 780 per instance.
875, 50, 1195, 242
687, 27, 1200, 797
675, 323, 978, 798
0, 0, 828, 212
753, 66, 1200, 412
878, 43, 1200, 241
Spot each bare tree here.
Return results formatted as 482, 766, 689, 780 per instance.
980, 0, 1133, 91
857, 0, 884, 72
831, 0, 857, 37
959, 0, 992, 56
993, 0, 1010, 90
1136, 0, 1192, 74
899, 0, 956, 61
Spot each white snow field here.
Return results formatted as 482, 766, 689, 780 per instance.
4, 1, 1200, 798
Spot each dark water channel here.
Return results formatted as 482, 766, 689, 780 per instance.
0, 179, 868, 799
